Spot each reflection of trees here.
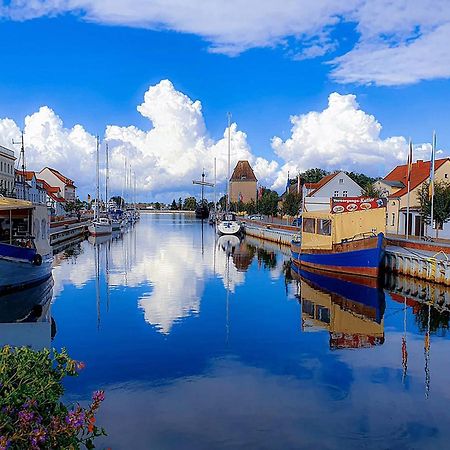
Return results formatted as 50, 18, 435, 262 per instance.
415, 303, 449, 335
249, 246, 277, 269
62, 243, 84, 261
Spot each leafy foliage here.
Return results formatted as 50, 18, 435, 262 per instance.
346, 171, 379, 191
183, 197, 197, 210
257, 188, 279, 216
64, 199, 87, 213
0, 346, 106, 449
418, 181, 450, 236
110, 196, 125, 208
282, 192, 301, 216
298, 168, 329, 184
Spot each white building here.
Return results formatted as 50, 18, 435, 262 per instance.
38, 167, 76, 202
15, 170, 47, 204
0, 145, 16, 197
305, 171, 363, 199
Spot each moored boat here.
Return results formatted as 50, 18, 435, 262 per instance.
88, 217, 112, 236
217, 212, 242, 236
291, 197, 387, 279
0, 198, 52, 292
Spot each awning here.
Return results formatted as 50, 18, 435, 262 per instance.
0, 197, 33, 211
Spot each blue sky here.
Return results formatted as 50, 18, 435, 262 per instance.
1, 1, 450, 200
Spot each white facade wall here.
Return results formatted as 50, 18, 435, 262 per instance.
38, 168, 76, 202
0, 146, 16, 197
309, 172, 363, 198
15, 174, 46, 204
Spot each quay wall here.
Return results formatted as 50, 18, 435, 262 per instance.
243, 223, 295, 246
243, 222, 450, 286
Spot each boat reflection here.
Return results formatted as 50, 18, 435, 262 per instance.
292, 264, 385, 349
0, 277, 56, 350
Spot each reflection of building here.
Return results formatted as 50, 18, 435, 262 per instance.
229, 160, 257, 203
293, 266, 385, 349
232, 241, 255, 272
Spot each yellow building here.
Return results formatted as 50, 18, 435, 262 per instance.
229, 161, 257, 204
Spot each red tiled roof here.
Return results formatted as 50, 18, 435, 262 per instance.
230, 160, 257, 182
306, 172, 340, 196
15, 169, 36, 182
43, 167, 76, 188
38, 179, 63, 196
384, 158, 449, 198
47, 191, 65, 203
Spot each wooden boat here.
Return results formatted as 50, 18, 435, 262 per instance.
291, 198, 386, 278
195, 201, 209, 219
0, 199, 53, 292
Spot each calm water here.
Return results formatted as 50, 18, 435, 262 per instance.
2, 213, 450, 449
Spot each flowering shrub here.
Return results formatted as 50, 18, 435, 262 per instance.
0, 346, 106, 449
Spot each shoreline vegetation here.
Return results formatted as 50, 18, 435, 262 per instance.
0, 347, 106, 450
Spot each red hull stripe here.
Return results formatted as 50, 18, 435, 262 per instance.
298, 260, 379, 278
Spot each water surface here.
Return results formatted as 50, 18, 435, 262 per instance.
3, 213, 450, 449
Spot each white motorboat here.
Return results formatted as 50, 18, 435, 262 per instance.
217, 212, 242, 236
88, 217, 112, 236
0, 199, 53, 292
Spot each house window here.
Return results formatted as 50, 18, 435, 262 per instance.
445, 174, 448, 179
317, 219, 332, 236
339, 178, 344, 184
333, 190, 339, 197
391, 213, 395, 226
303, 218, 316, 233
343, 190, 348, 197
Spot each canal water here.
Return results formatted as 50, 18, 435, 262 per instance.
3, 213, 450, 449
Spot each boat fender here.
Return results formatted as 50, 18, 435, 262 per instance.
32, 254, 43, 266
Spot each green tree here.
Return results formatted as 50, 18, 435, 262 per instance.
178, 197, 182, 210
170, 199, 177, 210
282, 192, 301, 216
110, 195, 125, 208
257, 188, 279, 216
183, 196, 197, 210
154, 202, 161, 210
418, 181, 450, 238
362, 183, 383, 198
346, 171, 380, 194
64, 198, 87, 214
245, 199, 257, 215
299, 168, 329, 183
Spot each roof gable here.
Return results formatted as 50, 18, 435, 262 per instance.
230, 161, 257, 182
384, 158, 449, 198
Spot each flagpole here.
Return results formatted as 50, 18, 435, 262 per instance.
430, 131, 436, 237
405, 138, 412, 239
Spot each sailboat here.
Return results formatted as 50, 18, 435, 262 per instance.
88, 137, 112, 236
217, 113, 242, 236
193, 170, 213, 219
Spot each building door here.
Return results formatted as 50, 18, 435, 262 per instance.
414, 215, 424, 237
403, 212, 413, 236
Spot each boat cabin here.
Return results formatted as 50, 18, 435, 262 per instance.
301, 206, 386, 251
0, 198, 50, 254
223, 212, 237, 222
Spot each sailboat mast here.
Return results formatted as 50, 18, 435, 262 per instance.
96, 136, 100, 220
227, 112, 231, 212
105, 143, 109, 208
214, 157, 217, 213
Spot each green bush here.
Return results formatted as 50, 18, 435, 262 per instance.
0, 346, 106, 449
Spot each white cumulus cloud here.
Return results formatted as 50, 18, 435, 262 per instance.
271, 92, 409, 189
2, 1, 450, 85
0, 80, 278, 199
